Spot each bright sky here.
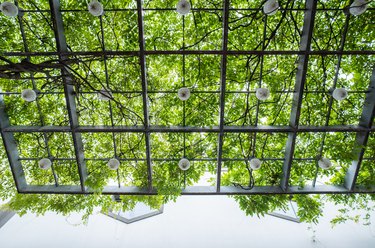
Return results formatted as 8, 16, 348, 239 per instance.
0, 196, 374, 248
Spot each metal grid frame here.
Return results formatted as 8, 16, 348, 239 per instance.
0, 0, 374, 195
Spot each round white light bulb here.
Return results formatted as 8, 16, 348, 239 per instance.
332, 88, 348, 101
88, 0, 104, 16
349, 0, 368, 16
21, 89, 37, 102
176, 0, 191, 15
97, 88, 112, 101
0, 2, 18, 17
318, 158, 332, 170
255, 88, 270, 101
108, 158, 120, 170
249, 158, 262, 170
263, 0, 279, 16
178, 87, 190, 101
178, 158, 190, 171
38, 158, 52, 170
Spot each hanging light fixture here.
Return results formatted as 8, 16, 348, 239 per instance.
97, 88, 112, 101
255, 88, 270, 100
263, 0, 279, 16
88, 0, 104, 16
332, 88, 348, 101
178, 87, 190, 101
108, 158, 120, 170
249, 158, 262, 170
318, 158, 332, 170
178, 158, 190, 171
0, 2, 18, 17
21, 89, 37, 102
38, 158, 52, 170
176, 0, 191, 15
349, 0, 368, 16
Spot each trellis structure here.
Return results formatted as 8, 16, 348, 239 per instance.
0, 0, 374, 195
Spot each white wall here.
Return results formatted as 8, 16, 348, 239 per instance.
0, 196, 374, 248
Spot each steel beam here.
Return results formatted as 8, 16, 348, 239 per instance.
49, 0, 87, 191
297, 125, 373, 132
216, 0, 230, 192
0, 94, 27, 191
1, 50, 375, 57
3, 125, 373, 133
0, 210, 15, 229
136, 0, 153, 191
0, 90, 370, 95
281, 0, 317, 191
3, 126, 71, 132
344, 67, 375, 190
19, 185, 375, 195
18, 157, 375, 163
3, 6, 375, 12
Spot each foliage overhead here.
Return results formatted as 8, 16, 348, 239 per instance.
0, 0, 374, 225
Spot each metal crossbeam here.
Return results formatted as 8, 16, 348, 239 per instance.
0, 93, 26, 191
15, 157, 375, 163
344, 67, 375, 190
2, 125, 374, 133
0, 210, 15, 228
19, 185, 375, 195
216, 0, 230, 192
2, 50, 375, 57
281, 0, 317, 191
49, 0, 87, 191
4, 6, 375, 12
136, 0, 153, 191
0, 90, 370, 95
